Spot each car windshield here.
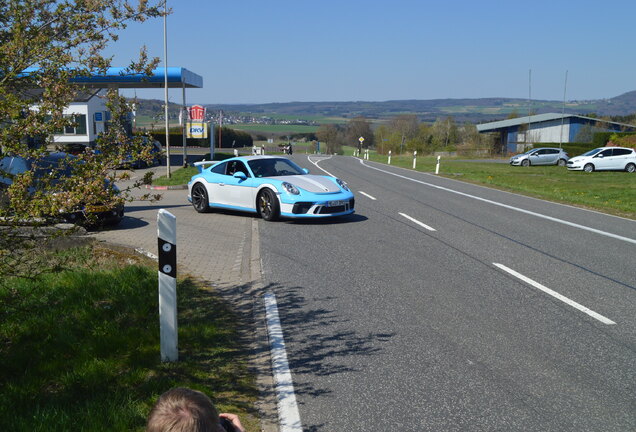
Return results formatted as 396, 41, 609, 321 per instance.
580, 148, 602, 157
248, 158, 305, 177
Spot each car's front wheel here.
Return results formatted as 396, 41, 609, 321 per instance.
583, 163, 594, 173
557, 159, 567, 167
521, 159, 530, 167
626, 163, 636, 173
191, 183, 211, 213
258, 189, 280, 221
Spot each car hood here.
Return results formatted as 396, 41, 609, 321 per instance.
272, 174, 341, 193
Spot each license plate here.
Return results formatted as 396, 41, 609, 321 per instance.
328, 200, 347, 207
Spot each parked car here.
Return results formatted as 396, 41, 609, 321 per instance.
117, 138, 164, 169
509, 147, 569, 166
0, 152, 124, 225
188, 155, 355, 221
566, 147, 636, 173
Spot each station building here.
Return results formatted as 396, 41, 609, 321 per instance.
476, 113, 636, 154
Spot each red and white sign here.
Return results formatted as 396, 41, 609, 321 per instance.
188, 105, 206, 122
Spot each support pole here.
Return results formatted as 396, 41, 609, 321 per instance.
182, 84, 188, 167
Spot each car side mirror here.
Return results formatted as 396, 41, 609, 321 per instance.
596, 154, 603, 158
302, 168, 309, 174
233, 171, 247, 180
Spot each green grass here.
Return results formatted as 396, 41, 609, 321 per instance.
153, 166, 199, 186
364, 151, 636, 219
0, 245, 260, 431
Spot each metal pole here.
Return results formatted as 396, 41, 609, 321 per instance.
182, 84, 188, 166
559, 70, 568, 149
163, 0, 171, 178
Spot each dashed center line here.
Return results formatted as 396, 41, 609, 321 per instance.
493, 263, 616, 325
358, 191, 376, 200
399, 212, 436, 231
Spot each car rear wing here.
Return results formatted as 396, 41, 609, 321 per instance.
193, 160, 217, 173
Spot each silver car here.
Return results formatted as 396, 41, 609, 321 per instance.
510, 147, 569, 167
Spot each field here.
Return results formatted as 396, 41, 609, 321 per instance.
226, 123, 319, 134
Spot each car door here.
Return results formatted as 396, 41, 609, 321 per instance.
593, 148, 614, 170
609, 148, 633, 170
544, 149, 559, 165
223, 160, 256, 210
527, 149, 542, 165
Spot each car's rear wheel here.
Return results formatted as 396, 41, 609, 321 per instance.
557, 159, 566, 167
583, 163, 594, 173
258, 189, 279, 221
626, 163, 636, 173
521, 159, 530, 167
191, 183, 211, 213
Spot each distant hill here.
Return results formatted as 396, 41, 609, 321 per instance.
132, 91, 636, 124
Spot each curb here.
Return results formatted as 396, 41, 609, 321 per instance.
145, 184, 188, 190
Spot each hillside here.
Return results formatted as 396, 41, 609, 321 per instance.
132, 91, 636, 125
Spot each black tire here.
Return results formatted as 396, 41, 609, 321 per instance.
191, 183, 211, 213
521, 159, 530, 167
583, 163, 594, 173
258, 189, 280, 221
626, 163, 636, 173
557, 159, 566, 167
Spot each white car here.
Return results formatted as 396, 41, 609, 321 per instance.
566, 147, 636, 173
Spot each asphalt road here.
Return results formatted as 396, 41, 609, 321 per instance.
258, 155, 636, 432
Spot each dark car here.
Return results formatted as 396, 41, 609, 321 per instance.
0, 152, 124, 225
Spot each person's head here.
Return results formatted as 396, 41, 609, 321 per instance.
147, 387, 224, 432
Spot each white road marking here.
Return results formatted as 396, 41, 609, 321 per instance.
359, 159, 636, 245
307, 155, 335, 177
264, 292, 303, 432
493, 263, 616, 325
399, 212, 436, 231
358, 191, 377, 200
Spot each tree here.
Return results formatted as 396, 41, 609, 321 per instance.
346, 116, 374, 151
0, 1, 164, 280
316, 123, 341, 154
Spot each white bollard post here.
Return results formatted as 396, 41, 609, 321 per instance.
158, 209, 178, 362
233, 148, 238, 157
365, 149, 369, 160
435, 155, 441, 174
412, 151, 417, 169
261, 145, 265, 155
388, 150, 392, 165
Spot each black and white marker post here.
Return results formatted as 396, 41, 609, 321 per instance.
157, 209, 178, 362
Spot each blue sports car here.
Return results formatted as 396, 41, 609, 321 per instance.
187, 155, 355, 221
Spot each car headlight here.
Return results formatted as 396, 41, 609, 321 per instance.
335, 178, 350, 192
282, 182, 300, 195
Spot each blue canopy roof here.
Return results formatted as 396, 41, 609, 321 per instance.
69, 67, 203, 89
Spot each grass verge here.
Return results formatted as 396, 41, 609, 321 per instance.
0, 244, 260, 431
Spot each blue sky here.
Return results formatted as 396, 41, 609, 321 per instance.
106, 0, 636, 104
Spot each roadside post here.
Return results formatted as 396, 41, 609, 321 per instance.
412, 151, 417, 169
388, 150, 392, 165
435, 155, 441, 174
157, 209, 178, 362
209, 121, 215, 161
358, 136, 364, 158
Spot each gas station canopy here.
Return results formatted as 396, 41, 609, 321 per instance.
69, 67, 203, 89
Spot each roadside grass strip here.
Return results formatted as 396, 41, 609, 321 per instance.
494, 263, 616, 325
0, 244, 259, 431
